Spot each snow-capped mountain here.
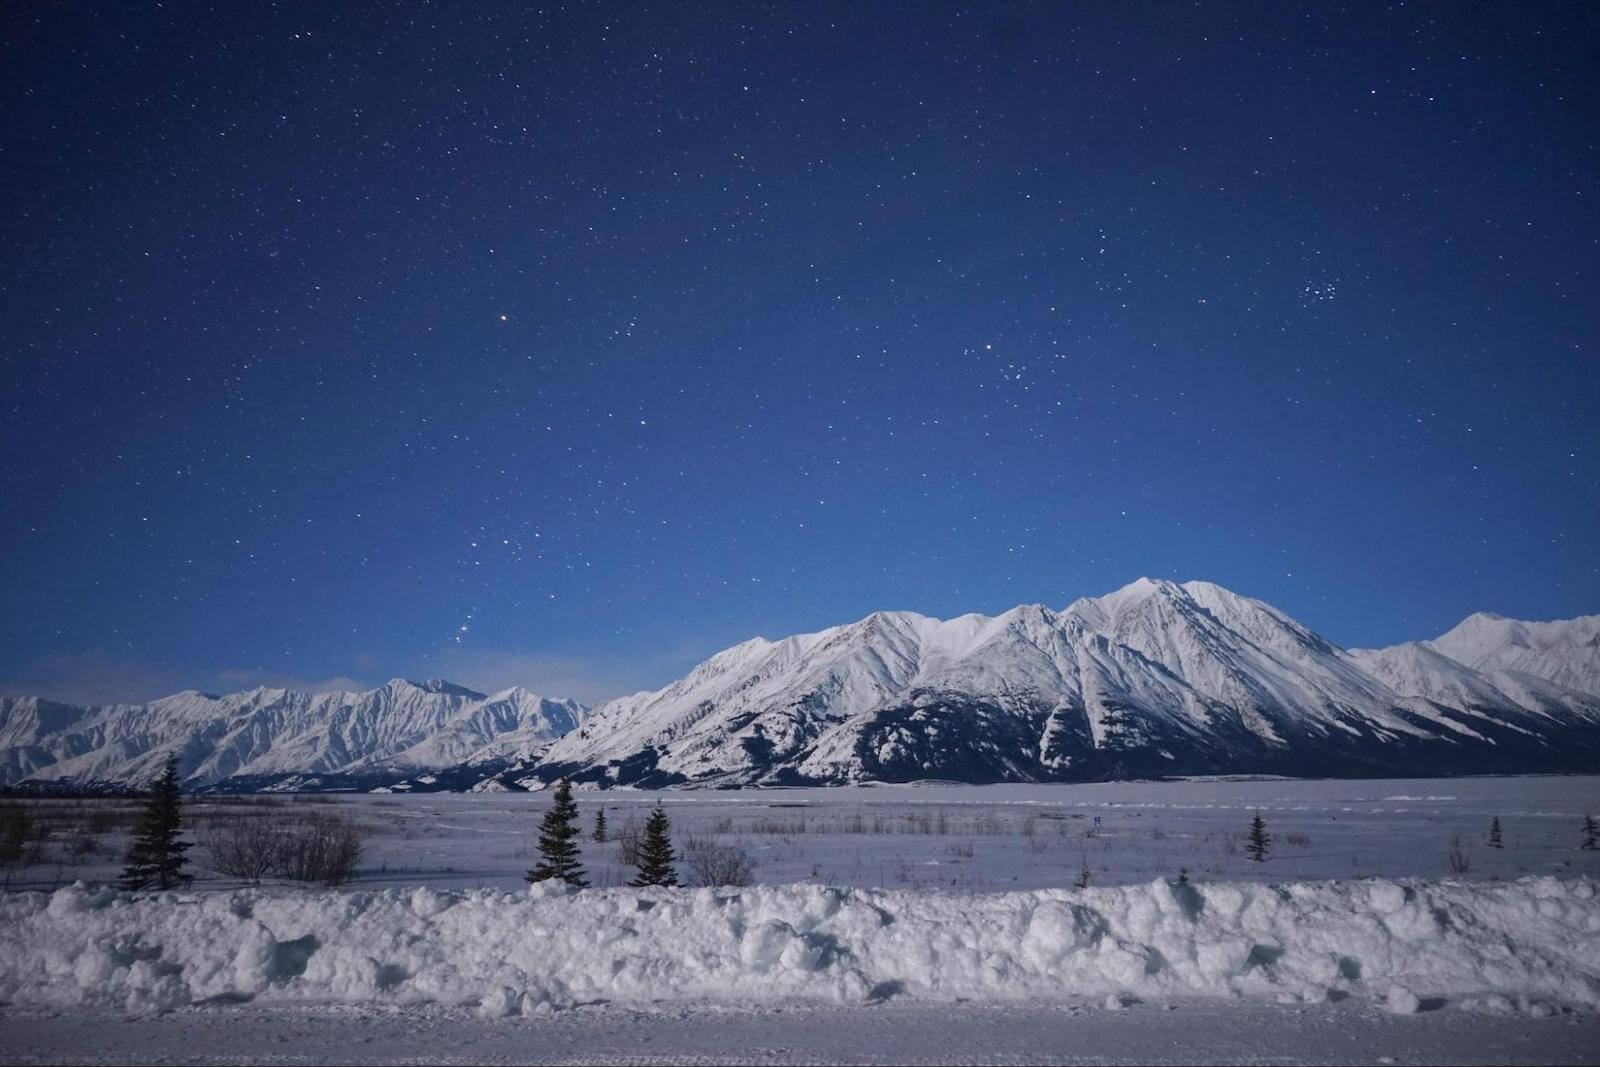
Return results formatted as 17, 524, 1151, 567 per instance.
0, 679, 586, 789
514, 579, 1600, 788
5, 580, 1597, 792
1423, 611, 1600, 697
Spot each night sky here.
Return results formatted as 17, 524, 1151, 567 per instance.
3, 3, 1596, 706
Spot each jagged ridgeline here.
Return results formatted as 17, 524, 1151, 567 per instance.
0, 680, 585, 793
4, 580, 1599, 792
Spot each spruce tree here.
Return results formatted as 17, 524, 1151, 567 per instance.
120, 754, 192, 890
1487, 816, 1504, 849
526, 778, 587, 887
629, 803, 678, 887
1581, 814, 1597, 851
1246, 810, 1270, 862
592, 808, 608, 844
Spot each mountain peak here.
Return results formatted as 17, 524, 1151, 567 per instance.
1063, 576, 1184, 628
386, 678, 485, 699
6, 580, 1597, 792
533, 580, 1600, 788
0, 677, 588, 788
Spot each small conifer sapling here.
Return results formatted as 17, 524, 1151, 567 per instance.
629, 804, 678, 887
526, 778, 588, 887
120, 754, 193, 890
1581, 814, 1597, 851
1246, 810, 1270, 862
1487, 816, 1504, 849
592, 808, 608, 844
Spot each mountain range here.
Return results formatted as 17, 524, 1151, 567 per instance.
3, 579, 1598, 791
0, 679, 583, 792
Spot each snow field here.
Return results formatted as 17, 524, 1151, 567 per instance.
11, 776, 1599, 897
4, 874, 1597, 1019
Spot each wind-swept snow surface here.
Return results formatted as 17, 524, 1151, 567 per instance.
5, 877, 1597, 1018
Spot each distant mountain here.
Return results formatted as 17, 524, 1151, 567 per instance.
1424, 611, 1600, 697
5, 581, 1598, 792
0, 679, 586, 790
503, 579, 1600, 788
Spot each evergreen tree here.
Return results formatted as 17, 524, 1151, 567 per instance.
526, 778, 587, 887
1175, 867, 1189, 887
629, 803, 678, 887
1581, 814, 1597, 851
592, 808, 608, 844
120, 754, 192, 890
1487, 816, 1504, 849
1246, 810, 1270, 862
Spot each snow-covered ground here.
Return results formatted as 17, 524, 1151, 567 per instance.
3, 776, 1598, 1064
4, 998, 1598, 1066
12, 775, 1598, 895
8, 874, 1599, 1014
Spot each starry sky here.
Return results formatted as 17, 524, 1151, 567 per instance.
2, 2, 1596, 706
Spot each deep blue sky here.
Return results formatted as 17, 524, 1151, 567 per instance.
3, 2, 1596, 705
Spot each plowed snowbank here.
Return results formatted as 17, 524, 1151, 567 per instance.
3, 877, 1597, 1016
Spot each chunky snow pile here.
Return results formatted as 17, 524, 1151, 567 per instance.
2, 877, 1597, 1017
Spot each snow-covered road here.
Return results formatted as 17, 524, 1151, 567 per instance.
2, 998, 1596, 1066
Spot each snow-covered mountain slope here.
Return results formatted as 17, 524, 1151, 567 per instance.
520, 580, 1600, 788
1425, 612, 1600, 697
0, 680, 586, 789
5, 581, 1596, 792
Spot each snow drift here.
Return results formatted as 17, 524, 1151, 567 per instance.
4, 876, 1596, 1016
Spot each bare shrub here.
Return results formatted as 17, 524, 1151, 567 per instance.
63, 827, 104, 864
1284, 831, 1311, 847
200, 816, 291, 883
684, 835, 756, 887
1446, 835, 1472, 876
617, 815, 644, 866
277, 813, 365, 886
0, 802, 31, 869
82, 804, 140, 834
